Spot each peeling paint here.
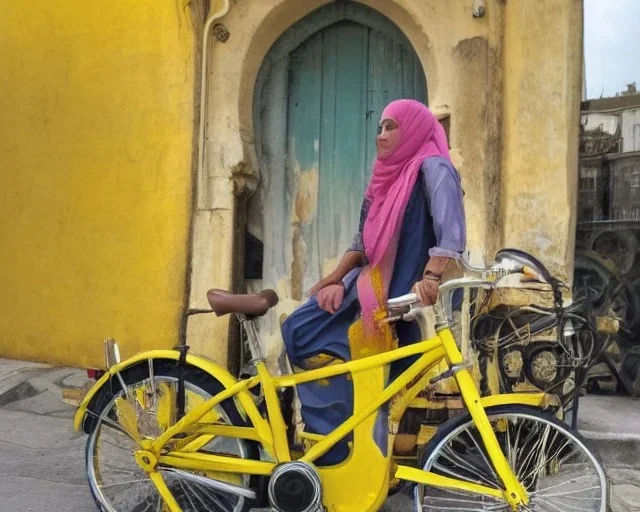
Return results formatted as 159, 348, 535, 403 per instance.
321, 255, 340, 280
293, 167, 319, 224
230, 160, 258, 195
290, 224, 308, 301
0, 0, 200, 367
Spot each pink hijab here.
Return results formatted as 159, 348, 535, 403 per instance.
356, 99, 451, 340
363, 100, 451, 266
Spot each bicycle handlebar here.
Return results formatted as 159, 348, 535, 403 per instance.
386, 254, 545, 320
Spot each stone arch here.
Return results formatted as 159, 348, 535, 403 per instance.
236, 0, 438, 176
245, 1, 429, 313
252, 2, 422, 106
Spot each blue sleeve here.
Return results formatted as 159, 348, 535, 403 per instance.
346, 196, 370, 254
421, 157, 466, 259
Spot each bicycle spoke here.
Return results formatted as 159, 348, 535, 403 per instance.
532, 497, 568, 512
419, 410, 606, 512
425, 494, 503, 506
535, 485, 602, 499
87, 373, 252, 512
97, 461, 143, 477
176, 479, 199, 511
464, 429, 499, 482
165, 470, 238, 511
515, 423, 547, 483
185, 481, 213, 511
520, 429, 568, 485
98, 435, 137, 453
437, 444, 499, 487
85, 407, 141, 444
100, 478, 154, 490
536, 496, 597, 512
529, 474, 595, 495
432, 459, 498, 489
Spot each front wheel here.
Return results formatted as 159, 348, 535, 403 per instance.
414, 405, 608, 511
85, 360, 260, 511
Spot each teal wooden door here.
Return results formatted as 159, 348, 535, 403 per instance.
248, 3, 427, 321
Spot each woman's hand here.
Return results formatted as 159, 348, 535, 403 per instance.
308, 278, 332, 297
308, 251, 364, 297
412, 275, 440, 306
316, 283, 345, 314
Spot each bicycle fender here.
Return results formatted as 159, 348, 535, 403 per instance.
479, 392, 554, 410
73, 350, 239, 432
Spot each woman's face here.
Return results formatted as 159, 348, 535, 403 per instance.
376, 118, 401, 157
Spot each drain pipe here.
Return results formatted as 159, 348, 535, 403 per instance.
198, 0, 230, 207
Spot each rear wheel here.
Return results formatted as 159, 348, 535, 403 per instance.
85, 361, 260, 511
414, 405, 608, 511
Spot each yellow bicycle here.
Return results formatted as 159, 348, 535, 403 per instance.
75, 249, 608, 511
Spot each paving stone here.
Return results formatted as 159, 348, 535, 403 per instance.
612, 483, 640, 512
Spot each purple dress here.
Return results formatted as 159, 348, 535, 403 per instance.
281, 156, 466, 465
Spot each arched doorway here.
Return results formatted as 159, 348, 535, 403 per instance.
246, 2, 427, 351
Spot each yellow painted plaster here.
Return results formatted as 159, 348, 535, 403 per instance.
501, 0, 583, 283
0, 0, 198, 367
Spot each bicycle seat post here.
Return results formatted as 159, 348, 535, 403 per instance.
237, 313, 265, 364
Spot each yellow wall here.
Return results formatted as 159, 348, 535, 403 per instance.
501, 0, 583, 283
0, 1, 197, 368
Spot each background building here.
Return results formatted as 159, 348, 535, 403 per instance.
0, 0, 584, 371
578, 91, 640, 276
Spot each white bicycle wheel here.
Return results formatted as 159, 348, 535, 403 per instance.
85, 361, 259, 512
414, 405, 608, 512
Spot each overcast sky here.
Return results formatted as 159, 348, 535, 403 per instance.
584, 0, 640, 99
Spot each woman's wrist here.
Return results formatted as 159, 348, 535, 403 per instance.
422, 256, 451, 281
324, 274, 341, 286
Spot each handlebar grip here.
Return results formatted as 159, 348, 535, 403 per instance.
387, 293, 419, 308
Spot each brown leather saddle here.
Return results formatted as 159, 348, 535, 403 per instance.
206, 288, 279, 318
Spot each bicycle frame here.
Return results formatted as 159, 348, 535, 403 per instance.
73, 253, 575, 511
127, 321, 546, 512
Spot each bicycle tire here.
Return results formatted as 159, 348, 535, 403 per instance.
84, 360, 261, 512
413, 404, 608, 511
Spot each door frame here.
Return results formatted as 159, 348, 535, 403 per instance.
239, 2, 429, 373
253, 2, 422, 143
184, 0, 438, 371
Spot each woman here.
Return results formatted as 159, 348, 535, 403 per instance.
281, 99, 466, 465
